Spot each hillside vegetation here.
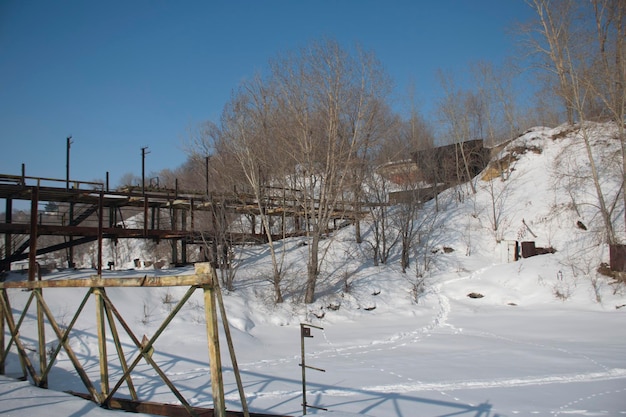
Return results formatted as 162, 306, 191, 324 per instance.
72, 122, 626, 314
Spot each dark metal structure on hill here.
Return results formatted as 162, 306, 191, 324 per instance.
379, 139, 491, 204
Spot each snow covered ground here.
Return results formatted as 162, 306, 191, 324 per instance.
2, 123, 626, 417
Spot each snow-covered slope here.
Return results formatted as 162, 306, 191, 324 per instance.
1, 123, 625, 417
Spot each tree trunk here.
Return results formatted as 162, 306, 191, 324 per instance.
305, 231, 320, 304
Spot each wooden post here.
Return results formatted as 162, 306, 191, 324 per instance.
197, 263, 225, 417
95, 287, 109, 400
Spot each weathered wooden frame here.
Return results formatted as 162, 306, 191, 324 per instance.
0, 263, 247, 417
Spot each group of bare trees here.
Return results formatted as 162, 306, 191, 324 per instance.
143, 1, 625, 304
524, 0, 625, 245
189, 40, 398, 303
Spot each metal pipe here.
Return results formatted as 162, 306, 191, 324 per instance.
66, 136, 72, 190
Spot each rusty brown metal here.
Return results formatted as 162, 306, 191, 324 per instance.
0, 262, 268, 417
67, 391, 290, 417
28, 186, 38, 281
97, 191, 104, 275
0, 274, 212, 289
520, 241, 536, 258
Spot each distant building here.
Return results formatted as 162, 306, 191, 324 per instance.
378, 139, 490, 204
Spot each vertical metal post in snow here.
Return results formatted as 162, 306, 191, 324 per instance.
300, 323, 327, 415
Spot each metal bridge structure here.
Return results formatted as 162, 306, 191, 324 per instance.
0, 171, 361, 278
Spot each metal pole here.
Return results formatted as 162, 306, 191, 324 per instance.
0, 290, 4, 375
300, 324, 307, 416
97, 192, 103, 275
4, 198, 12, 260
205, 156, 209, 196
300, 323, 326, 415
141, 147, 150, 235
141, 146, 149, 195
66, 136, 72, 190
28, 187, 39, 282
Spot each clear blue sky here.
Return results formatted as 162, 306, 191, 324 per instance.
0, 1, 535, 189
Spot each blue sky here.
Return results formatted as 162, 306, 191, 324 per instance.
0, 1, 535, 189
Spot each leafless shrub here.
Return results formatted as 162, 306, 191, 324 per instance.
141, 301, 155, 325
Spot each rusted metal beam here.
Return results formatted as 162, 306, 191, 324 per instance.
0, 289, 37, 381
0, 264, 256, 417
66, 392, 289, 417
36, 288, 47, 388
0, 290, 3, 375
102, 290, 138, 400
34, 289, 100, 400
4, 198, 12, 260
1, 236, 97, 266
203, 280, 225, 417
0, 274, 212, 289
94, 287, 109, 400
102, 285, 200, 416
28, 186, 38, 282
97, 192, 104, 275
40, 288, 93, 383
213, 275, 249, 417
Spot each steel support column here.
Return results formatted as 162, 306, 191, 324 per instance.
28, 187, 38, 282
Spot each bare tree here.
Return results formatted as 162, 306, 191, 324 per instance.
437, 71, 480, 195
524, 0, 578, 124
588, 0, 626, 231
526, 0, 621, 244
218, 76, 290, 302
349, 99, 395, 244
270, 39, 392, 303
363, 172, 398, 266
117, 172, 141, 189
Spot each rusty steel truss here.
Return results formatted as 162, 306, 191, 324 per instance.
0, 172, 363, 276
0, 263, 253, 417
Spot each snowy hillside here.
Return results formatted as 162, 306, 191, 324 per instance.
1, 123, 625, 417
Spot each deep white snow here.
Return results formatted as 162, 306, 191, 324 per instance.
1, 123, 626, 417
